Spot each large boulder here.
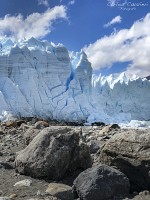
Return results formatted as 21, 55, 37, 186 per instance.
73, 164, 130, 200
15, 126, 92, 179
99, 129, 150, 192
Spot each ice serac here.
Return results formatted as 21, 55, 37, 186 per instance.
0, 37, 150, 126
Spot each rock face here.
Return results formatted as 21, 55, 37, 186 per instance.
99, 129, 150, 192
73, 164, 130, 200
15, 126, 92, 179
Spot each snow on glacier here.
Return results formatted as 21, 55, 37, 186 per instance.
0, 37, 150, 126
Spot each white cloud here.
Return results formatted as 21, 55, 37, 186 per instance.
38, 0, 49, 7
104, 16, 122, 28
0, 6, 67, 40
68, 0, 75, 5
84, 13, 150, 77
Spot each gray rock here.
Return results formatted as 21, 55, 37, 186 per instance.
0, 161, 14, 169
14, 179, 32, 187
99, 129, 150, 192
2, 121, 17, 128
99, 124, 120, 135
9, 194, 17, 199
73, 164, 130, 200
129, 191, 150, 200
28, 198, 60, 200
45, 183, 73, 200
16, 120, 26, 126
34, 121, 49, 129
24, 127, 41, 145
15, 126, 92, 179
87, 140, 100, 154
6, 155, 15, 162
0, 130, 4, 135
20, 123, 32, 131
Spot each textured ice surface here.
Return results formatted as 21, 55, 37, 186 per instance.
0, 37, 150, 125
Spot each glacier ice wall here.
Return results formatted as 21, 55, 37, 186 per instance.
0, 37, 150, 124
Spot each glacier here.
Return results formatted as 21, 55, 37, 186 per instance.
0, 37, 150, 126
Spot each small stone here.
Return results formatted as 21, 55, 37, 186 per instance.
14, 179, 32, 187
28, 198, 59, 200
9, 194, 17, 198
100, 124, 120, 135
28, 199, 38, 200
1, 143, 7, 147
46, 183, 73, 200
34, 121, 49, 129
139, 191, 144, 195
36, 190, 42, 196
0, 161, 14, 169
141, 190, 150, 195
3, 121, 17, 128
0, 197, 11, 200
6, 156, 15, 162
16, 120, 26, 126
91, 122, 105, 126
0, 130, 4, 135
133, 191, 138, 195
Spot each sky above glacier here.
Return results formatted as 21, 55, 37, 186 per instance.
0, 0, 150, 77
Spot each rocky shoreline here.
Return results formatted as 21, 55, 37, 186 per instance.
0, 119, 150, 200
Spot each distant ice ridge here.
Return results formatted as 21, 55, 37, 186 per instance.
0, 37, 150, 126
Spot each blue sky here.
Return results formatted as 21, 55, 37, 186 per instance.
0, 0, 150, 77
